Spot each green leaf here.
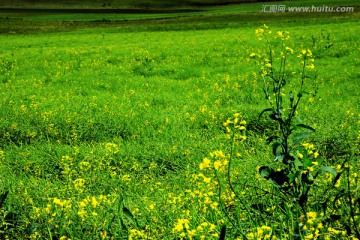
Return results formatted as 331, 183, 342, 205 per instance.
294, 115, 302, 123
123, 206, 134, 220
287, 173, 297, 181
317, 157, 324, 165
296, 124, 316, 132
258, 108, 273, 120
117, 195, 123, 213
283, 203, 291, 217
268, 179, 281, 188
279, 107, 283, 115
298, 90, 310, 98
259, 166, 272, 179
274, 154, 284, 162
291, 132, 310, 144
299, 90, 310, 95
319, 166, 337, 177
294, 158, 303, 168
272, 142, 282, 156
303, 159, 313, 167
123, 206, 137, 227
263, 87, 270, 100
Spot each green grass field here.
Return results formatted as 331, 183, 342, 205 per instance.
0, 0, 360, 239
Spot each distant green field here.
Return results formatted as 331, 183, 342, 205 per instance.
0, 0, 359, 239
0, 0, 359, 34
0, 0, 359, 9
0, 0, 269, 8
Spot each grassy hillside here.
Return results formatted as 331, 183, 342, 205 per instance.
1, 0, 266, 8
0, 0, 359, 239
0, 0, 359, 34
1, 0, 357, 8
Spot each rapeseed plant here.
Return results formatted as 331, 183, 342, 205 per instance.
195, 25, 360, 239
1, 18, 359, 240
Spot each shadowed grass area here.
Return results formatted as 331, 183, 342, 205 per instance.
1, 0, 264, 8
0, 8, 204, 14
1, 8, 359, 34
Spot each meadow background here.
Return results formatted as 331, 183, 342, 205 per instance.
0, 0, 359, 239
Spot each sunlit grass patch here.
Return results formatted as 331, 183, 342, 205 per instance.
0, 9, 359, 239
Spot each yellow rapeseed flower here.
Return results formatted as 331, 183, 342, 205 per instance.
59, 236, 71, 240
200, 157, 211, 170
285, 46, 294, 54
53, 198, 64, 207
78, 209, 87, 220
304, 234, 314, 239
203, 177, 211, 183
91, 196, 99, 208
306, 212, 317, 224
237, 125, 246, 130
73, 178, 85, 190
210, 202, 219, 209
307, 49, 312, 57
307, 64, 315, 69
223, 119, 231, 127
334, 177, 341, 188
79, 200, 87, 208
213, 160, 222, 170
328, 227, 341, 235
317, 222, 323, 229
302, 143, 310, 148
121, 174, 131, 182
172, 218, 190, 233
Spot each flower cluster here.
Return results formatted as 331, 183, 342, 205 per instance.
297, 142, 320, 173
223, 113, 247, 141
200, 150, 229, 172
246, 225, 274, 240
